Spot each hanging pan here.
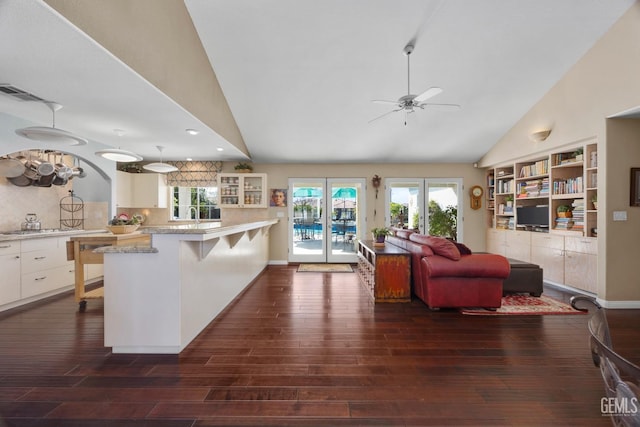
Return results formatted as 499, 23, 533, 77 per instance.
0, 156, 26, 178
7, 174, 33, 186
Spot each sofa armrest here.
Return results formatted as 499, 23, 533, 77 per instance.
422, 253, 510, 279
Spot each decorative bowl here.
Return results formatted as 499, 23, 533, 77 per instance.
107, 224, 139, 234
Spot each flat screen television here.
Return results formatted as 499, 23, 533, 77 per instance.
516, 205, 549, 228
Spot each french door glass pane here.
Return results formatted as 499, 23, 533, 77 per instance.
426, 181, 459, 239
291, 182, 324, 258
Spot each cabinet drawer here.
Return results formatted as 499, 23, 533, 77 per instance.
21, 249, 70, 274
21, 264, 74, 299
0, 240, 20, 255
531, 233, 564, 250
21, 237, 60, 253
564, 236, 597, 255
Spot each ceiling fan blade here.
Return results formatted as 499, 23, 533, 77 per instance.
419, 102, 461, 111
372, 99, 400, 105
368, 108, 402, 123
414, 86, 443, 103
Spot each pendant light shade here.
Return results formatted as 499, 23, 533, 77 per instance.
143, 146, 177, 173
95, 148, 143, 162
15, 101, 88, 145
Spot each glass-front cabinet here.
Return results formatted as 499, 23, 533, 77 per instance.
218, 173, 267, 208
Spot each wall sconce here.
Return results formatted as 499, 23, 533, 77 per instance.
529, 129, 551, 143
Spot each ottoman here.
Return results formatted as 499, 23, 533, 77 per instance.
503, 258, 543, 297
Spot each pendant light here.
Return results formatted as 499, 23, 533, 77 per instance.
15, 101, 88, 146
95, 129, 142, 162
95, 148, 143, 162
143, 146, 177, 173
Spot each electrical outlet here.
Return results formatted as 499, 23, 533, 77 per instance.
613, 211, 627, 221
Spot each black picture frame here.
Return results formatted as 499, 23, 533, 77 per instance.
631, 168, 640, 207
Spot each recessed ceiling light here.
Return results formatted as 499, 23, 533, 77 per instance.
216, 147, 224, 151
186, 157, 193, 161
185, 129, 199, 135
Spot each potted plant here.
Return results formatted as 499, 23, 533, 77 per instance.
573, 147, 584, 162
557, 204, 573, 218
234, 162, 253, 173
371, 227, 391, 246
505, 194, 514, 207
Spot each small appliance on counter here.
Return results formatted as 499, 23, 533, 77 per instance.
21, 213, 41, 231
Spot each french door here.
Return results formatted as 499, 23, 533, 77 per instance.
385, 178, 464, 241
288, 178, 366, 263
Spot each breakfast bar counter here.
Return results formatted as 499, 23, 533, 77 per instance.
98, 219, 278, 354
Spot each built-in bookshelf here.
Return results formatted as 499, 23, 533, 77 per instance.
485, 142, 597, 237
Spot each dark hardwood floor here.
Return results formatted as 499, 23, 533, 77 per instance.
1, 265, 639, 426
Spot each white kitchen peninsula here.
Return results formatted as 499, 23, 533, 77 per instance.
98, 219, 277, 354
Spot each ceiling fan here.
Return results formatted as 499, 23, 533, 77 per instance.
370, 44, 460, 125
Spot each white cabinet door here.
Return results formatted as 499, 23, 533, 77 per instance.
116, 171, 132, 207
530, 233, 564, 284
132, 173, 168, 208
0, 253, 21, 305
504, 230, 531, 262
116, 172, 168, 208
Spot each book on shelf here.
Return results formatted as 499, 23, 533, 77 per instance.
519, 159, 549, 178
553, 177, 583, 194
554, 217, 575, 230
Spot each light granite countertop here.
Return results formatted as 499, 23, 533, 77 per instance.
0, 229, 106, 242
96, 219, 279, 254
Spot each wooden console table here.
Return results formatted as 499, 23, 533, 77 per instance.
356, 240, 411, 302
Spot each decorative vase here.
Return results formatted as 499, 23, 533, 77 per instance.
557, 212, 572, 218
235, 169, 252, 173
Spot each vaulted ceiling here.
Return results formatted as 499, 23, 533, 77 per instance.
0, 0, 634, 163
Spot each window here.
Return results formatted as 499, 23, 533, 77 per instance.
171, 186, 220, 220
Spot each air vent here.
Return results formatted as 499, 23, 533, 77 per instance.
0, 84, 46, 102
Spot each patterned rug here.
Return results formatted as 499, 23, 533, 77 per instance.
297, 263, 353, 273
460, 295, 587, 316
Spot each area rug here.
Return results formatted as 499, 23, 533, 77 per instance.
297, 263, 353, 273
460, 295, 587, 316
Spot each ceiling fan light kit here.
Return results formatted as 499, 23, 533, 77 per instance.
370, 43, 460, 125
15, 101, 88, 145
143, 145, 178, 173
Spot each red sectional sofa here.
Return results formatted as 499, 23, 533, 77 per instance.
386, 230, 510, 309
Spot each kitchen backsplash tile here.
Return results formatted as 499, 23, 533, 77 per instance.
0, 178, 107, 232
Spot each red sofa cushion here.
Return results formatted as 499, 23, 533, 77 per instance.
424, 253, 510, 278
395, 229, 415, 240
409, 234, 461, 261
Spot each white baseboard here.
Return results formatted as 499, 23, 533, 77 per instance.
268, 260, 288, 265
544, 280, 640, 309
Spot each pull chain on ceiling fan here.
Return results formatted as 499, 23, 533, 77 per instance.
370, 44, 460, 125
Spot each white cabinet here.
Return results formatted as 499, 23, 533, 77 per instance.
564, 236, 597, 293
20, 236, 74, 300
218, 173, 267, 208
0, 241, 21, 305
530, 233, 565, 284
116, 171, 168, 208
116, 171, 132, 207
486, 229, 506, 255
504, 230, 531, 262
